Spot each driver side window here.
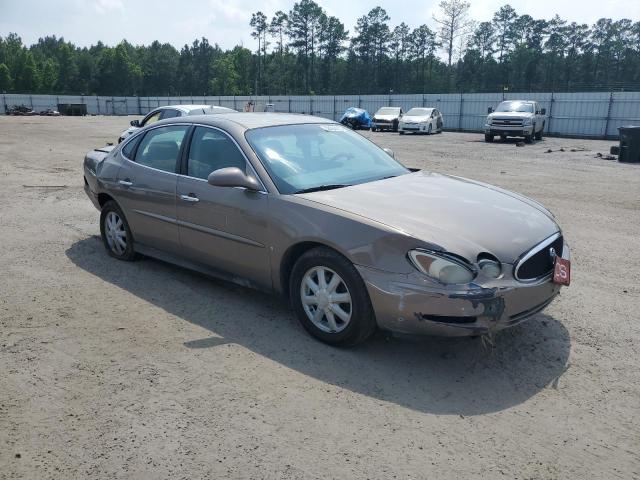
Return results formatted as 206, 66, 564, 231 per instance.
141, 110, 162, 127
187, 127, 247, 180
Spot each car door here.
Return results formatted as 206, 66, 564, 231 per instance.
176, 126, 272, 289
116, 124, 189, 253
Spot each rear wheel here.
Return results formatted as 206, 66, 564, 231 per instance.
100, 201, 137, 261
484, 134, 494, 143
290, 247, 376, 346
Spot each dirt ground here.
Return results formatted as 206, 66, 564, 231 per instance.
1, 115, 639, 479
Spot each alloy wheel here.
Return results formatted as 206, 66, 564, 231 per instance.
104, 211, 127, 255
300, 266, 352, 333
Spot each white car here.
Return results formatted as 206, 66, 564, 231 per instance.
117, 104, 236, 143
398, 107, 443, 135
484, 100, 546, 143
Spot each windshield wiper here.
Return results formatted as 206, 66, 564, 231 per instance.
294, 184, 352, 194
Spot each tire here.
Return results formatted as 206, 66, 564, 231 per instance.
500, 135, 507, 142
535, 123, 544, 140
289, 247, 377, 347
399, 131, 405, 135
427, 124, 433, 135
100, 200, 137, 261
484, 134, 494, 143
393, 121, 398, 132
524, 133, 533, 144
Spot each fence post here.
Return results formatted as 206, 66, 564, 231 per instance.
333, 95, 336, 120
1, 93, 6, 114
310, 97, 313, 115
604, 92, 614, 140
358, 95, 361, 109
547, 92, 554, 135
422, 94, 425, 108
112, 96, 115, 115
137, 96, 141, 115
96, 95, 100, 115
288, 97, 291, 113
458, 93, 463, 131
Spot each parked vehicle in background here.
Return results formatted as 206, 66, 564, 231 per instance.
339, 107, 372, 130
398, 108, 443, 135
39, 108, 61, 116
118, 104, 236, 143
84, 113, 570, 346
371, 107, 403, 132
6, 104, 37, 116
485, 100, 546, 143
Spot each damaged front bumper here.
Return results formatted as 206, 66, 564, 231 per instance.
356, 246, 568, 336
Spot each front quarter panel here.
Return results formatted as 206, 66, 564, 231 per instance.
268, 195, 441, 294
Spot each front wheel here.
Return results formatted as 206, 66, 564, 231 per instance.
399, 131, 405, 135
427, 124, 433, 135
484, 134, 494, 143
100, 201, 137, 261
535, 124, 544, 140
290, 247, 376, 347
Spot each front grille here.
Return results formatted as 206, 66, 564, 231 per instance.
375, 119, 391, 123
493, 118, 523, 127
515, 234, 563, 281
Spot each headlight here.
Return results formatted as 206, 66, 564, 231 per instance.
522, 118, 532, 125
487, 117, 493, 125
408, 250, 475, 285
478, 259, 502, 278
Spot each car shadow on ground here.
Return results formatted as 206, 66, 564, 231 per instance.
66, 236, 571, 417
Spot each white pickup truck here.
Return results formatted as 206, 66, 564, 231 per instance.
484, 100, 546, 143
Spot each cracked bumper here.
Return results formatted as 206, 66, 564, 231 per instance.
356, 264, 564, 337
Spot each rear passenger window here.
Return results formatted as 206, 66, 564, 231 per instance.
134, 125, 189, 173
160, 109, 180, 120
187, 127, 247, 180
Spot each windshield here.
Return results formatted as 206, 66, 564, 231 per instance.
245, 124, 409, 194
495, 101, 534, 113
376, 107, 400, 116
406, 108, 433, 116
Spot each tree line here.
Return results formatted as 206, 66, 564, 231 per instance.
1, 0, 639, 96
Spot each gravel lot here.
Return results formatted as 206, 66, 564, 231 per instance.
1, 116, 639, 479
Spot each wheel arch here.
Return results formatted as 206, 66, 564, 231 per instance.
278, 241, 349, 300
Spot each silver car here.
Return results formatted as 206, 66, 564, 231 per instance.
371, 107, 403, 132
118, 104, 236, 143
84, 113, 570, 346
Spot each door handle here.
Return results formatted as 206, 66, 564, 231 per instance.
118, 179, 133, 187
179, 194, 199, 203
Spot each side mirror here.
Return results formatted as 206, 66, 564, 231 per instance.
130, 119, 140, 127
208, 167, 261, 191
383, 148, 395, 158
541, 108, 546, 115
487, 107, 494, 114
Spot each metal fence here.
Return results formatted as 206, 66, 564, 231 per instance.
2, 91, 639, 139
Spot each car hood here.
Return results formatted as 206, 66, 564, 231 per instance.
489, 111, 533, 119
374, 114, 399, 120
297, 171, 559, 264
402, 116, 429, 123
120, 126, 139, 138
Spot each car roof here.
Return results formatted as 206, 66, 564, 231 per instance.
154, 104, 213, 112
152, 112, 335, 130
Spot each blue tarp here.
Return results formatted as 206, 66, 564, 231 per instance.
339, 107, 372, 128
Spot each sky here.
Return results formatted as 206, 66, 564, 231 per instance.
1, 0, 638, 52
